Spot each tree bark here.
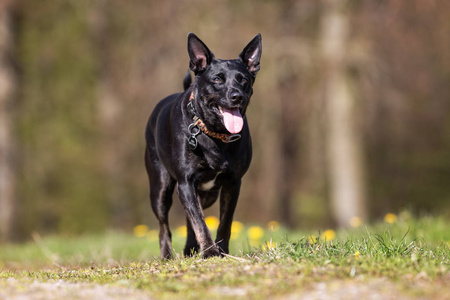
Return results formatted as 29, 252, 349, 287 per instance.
0, 0, 16, 242
321, 0, 367, 227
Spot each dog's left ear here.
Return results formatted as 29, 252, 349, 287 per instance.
239, 34, 262, 76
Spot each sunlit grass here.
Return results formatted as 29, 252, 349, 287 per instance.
0, 212, 449, 270
0, 213, 448, 299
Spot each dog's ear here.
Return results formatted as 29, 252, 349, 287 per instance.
187, 33, 215, 74
239, 34, 262, 76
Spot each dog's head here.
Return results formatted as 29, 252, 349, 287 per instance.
187, 33, 262, 134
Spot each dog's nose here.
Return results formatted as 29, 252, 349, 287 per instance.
230, 92, 244, 104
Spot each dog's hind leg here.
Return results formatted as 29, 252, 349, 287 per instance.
145, 148, 176, 259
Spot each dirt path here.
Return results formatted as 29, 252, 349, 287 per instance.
0, 278, 152, 300
1, 277, 448, 299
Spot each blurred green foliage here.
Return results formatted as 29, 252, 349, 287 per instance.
16, 0, 106, 235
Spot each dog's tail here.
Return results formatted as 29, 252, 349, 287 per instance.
183, 69, 192, 91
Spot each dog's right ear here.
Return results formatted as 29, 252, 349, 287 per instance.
187, 33, 215, 74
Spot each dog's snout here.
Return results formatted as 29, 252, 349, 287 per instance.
230, 91, 244, 104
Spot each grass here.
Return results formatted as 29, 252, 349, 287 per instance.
0, 213, 449, 299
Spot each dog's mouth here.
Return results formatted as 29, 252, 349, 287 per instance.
211, 104, 244, 134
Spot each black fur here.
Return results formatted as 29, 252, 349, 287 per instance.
145, 33, 262, 259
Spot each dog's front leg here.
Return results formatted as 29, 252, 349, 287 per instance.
177, 181, 220, 258
216, 180, 241, 255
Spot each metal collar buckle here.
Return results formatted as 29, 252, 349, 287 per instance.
226, 134, 242, 143
187, 101, 198, 119
188, 123, 201, 150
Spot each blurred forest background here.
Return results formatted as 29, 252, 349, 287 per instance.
0, 0, 449, 242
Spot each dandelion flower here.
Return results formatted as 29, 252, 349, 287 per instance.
262, 241, 277, 252
231, 221, 243, 233
247, 226, 264, 240
308, 235, 317, 244
248, 226, 264, 247
384, 213, 397, 224
267, 221, 280, 232
133, 225, 149, 238
322, 229, 336, 241
354, 251, 360, 260
175, 225, 187, 237
205, 216, 220, 231
231, 221, 244, 240
349, 217, 362, 228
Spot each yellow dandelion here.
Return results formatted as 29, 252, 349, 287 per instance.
175, 225, 187, 237
247, 226, 264, 240
322, 229, 336, 241
205, 216, 220, 231
262, 241, 277, 252
308, 235, 317, 244
384, 213, 397, 224
267, 221, 280, 232
147, 229, 159, 242
133, 225, 149, 238
354, 251, 360, 260
349, 217, 362, 228
231, 221, 244, 240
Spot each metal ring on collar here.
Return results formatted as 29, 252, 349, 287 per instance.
226, 134, 242, 143
188, 123, 201, 137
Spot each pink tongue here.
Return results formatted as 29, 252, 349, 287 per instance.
222, 107, 244, 134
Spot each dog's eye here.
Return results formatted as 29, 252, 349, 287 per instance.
236, 74, 248, 85
212, 76, 222, 83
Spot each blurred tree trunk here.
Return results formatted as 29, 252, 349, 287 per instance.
98, 76, 128, 227
321, 0, 367, 227
278, 76, 300, 227
90, 1, 130, 228
0, 0, 16, 242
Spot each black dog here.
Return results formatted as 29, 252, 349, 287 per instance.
145, 33, 262, 259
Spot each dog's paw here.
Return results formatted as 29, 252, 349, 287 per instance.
201, 246, 221, 259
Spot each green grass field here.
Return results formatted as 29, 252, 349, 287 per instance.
0, 213, 449, 299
